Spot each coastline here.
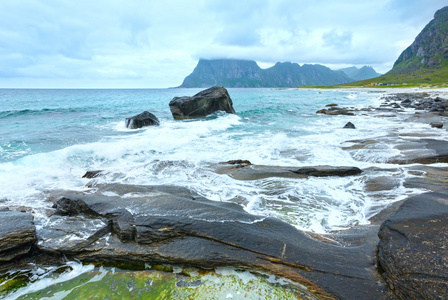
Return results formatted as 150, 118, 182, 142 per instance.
1, 87, 447, 299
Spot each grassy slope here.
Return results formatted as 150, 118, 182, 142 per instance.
336, 65, 448, 87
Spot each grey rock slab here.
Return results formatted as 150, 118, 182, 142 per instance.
215, 164, 362, 180
378, 192, 448, 299
0, 210, 36, 262
44, 184, 391, 299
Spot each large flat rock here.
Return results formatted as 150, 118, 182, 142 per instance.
391, 139, 448, 164
344, 138, 448, 164
378, 192, 448, 299
0, 210, 36, 262
37, 183, 391, 300
215, 164, 362, 180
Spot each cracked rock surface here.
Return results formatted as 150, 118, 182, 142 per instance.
378, 192, 448, 299
0, 210, 36, 262
38, 183, 390, 300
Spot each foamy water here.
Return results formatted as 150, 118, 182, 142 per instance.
0, 88, 442, 233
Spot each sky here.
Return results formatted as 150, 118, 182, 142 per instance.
0, 0, 446, 88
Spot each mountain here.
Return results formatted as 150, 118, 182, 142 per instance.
391, 6, 448, 74
179, 59, 353, 88
337, 66, 382, 81
345, 6, 448, 85
180, 59, 265, 88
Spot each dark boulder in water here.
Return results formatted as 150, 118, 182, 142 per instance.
378, 192, 448, 299
343, 122, 356, 129
0, 210, 36, 262
125, 111, 160, 129
169, 86, 236, 120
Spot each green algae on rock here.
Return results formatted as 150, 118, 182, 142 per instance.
3, 264, 318, 300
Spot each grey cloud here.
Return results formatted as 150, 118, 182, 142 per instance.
322, 30, 353, 50
0, 0, 446, 87
215, 26, 261, 47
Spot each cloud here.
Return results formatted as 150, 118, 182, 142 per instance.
0, 0, 446, 87
322, 30, 353, 51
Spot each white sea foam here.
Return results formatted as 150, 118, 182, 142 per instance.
0, 89, 440, 234
3, 262, 98, 300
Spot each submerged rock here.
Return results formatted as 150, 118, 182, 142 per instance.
378, 192, 448, 299
430, 121, 443, 128
345, 138, 448, 164
0, 210, 36, 262
125, 111, 160, 129
392, 139, 448, 164
169, 86, 236, 120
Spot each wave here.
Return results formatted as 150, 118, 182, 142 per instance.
0, 107, 88, 118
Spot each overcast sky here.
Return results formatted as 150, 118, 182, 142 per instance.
0, 0, 446, 88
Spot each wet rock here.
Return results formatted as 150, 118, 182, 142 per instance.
316, 107, 354, 115
343, 122, 356, 129
38, 215, 110, 253
176, 279, 202, 288
363, 176, 401, 193
125, 111, 160, 129
0, 210, 36, 262
347, 137, 448, 165
169, 86, 235, 120
378, 192, 448, 299
289, 166, 362, 177
82, 170, 103, 179
380, 93, 447, 113
325, 103, 338, 107
403, 166, 448, 193
223, 159, 252, 165
430, 121, 443, 128
391, 139, 448, 164
36, 183, 390, 299
400, 99, 411, 105
215, 164, 362, 180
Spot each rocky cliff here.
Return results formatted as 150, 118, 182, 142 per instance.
392, 6, 448, 73
179, 59, 354, 88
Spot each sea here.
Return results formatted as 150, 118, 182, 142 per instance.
0, 88, 439, 299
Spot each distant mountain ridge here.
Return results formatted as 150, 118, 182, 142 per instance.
337, 66, 382, 81
179, 59, 379, 88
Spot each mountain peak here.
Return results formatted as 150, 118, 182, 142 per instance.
391, 6, 448, 72
337, 66, 381, 81
179, 59, 353, 88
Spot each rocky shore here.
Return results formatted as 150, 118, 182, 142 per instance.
1, 88, 448, 299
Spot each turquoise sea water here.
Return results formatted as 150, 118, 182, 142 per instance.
2, 87, 440, 298
0, 88, 426, 232
0, 88, 356, 161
